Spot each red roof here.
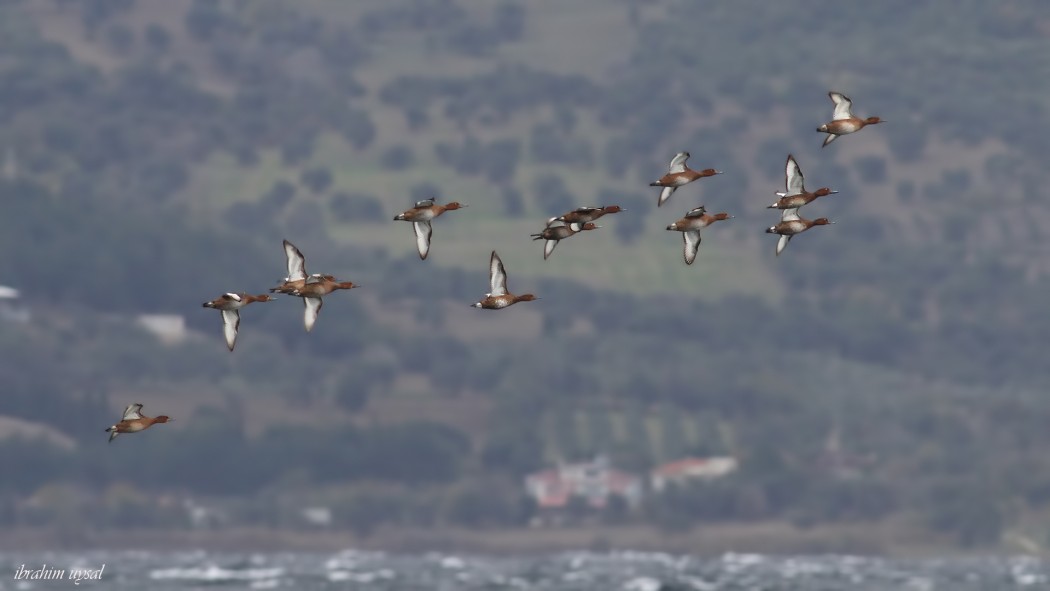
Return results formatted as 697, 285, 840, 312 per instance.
652, 457, 710, 477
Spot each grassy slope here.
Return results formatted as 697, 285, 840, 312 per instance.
34, 0, 1022, 299
20, 1, 1038, 468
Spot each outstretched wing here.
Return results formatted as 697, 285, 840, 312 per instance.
221, 309, 240, 351
829, 91, 854, 120
776, 234, 792, 256
413, 221, 433, 260
303, 297, 323, 333
784, 154, 805, 195
282, 240, 307, 282
658, 186, 677, 207
683, 231, 701, 265
821, 133, 839, 148
543, 239, 558, 260
415, 198, 436, 207
781, 207, 801, 223
122, 403, 144, 421
489, 251, 508, 296
667, 152, 689, 174
684, 206, 707, 218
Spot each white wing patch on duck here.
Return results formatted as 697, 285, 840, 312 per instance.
283, 240, 307, 282
658, 186, 676, 207
667, 152, 689, 174
122, 403, 144, 421
413, 221, 432, 260
683, 231, 701, 265
489, 251, 508, 296
221, 309, 240, 351
829, 91, 854, 120
543, 239, 558, 260
784, 155, 805, 196
303, 296, 323, 332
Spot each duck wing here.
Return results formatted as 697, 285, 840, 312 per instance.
667, 151, 689, 174
683, 230, 701, 265
303, 297, 323, 332
829, 91, 854, 120
784, 154, 805, 195
282, 240, 307, 282
413, 221, 432, 260
122, 403, 144, 421
489, 251, 508, 296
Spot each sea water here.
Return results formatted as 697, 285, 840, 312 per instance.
0, 549, 1047, 590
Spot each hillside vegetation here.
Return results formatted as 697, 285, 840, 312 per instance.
0, 0, 1047, 550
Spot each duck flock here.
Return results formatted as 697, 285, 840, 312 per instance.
106, 91, 882, 440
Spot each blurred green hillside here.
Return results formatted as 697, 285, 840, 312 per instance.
0, 0, 1048, 550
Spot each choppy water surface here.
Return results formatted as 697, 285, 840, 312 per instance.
0, 549, 1048, 590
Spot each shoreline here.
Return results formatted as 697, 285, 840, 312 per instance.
0, 521, 1008, 558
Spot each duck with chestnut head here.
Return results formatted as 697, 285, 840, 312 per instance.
105, 404, 172, 443
393, 198, 468, 260
649, 151, 722, 207
766, 207, 834, 256
472, 251, 538, 309
816, 91, 883, 148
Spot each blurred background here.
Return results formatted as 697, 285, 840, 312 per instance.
0, 0, 1047, 556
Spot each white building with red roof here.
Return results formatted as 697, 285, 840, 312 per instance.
524, 456, 643, 510
650, 456, 738, 491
